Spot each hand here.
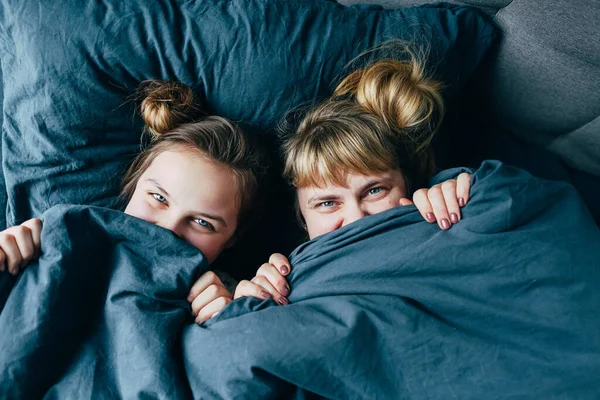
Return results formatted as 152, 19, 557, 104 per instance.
0, 218, 43, 275
400, 172, 472, 230
187, 271, 233, 324
234, 253, 291, 306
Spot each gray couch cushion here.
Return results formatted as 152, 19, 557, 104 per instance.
487, 0, 600, 176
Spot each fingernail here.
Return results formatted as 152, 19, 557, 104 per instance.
459, 197, 465, 207
441, 218, 450, 230
260, 290, 272, 299
280, 265, 289, 275
426, 213, 436, 222
450, 213, 459, 224
278, 298, 289, 305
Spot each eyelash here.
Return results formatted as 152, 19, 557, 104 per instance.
150, 193, 215, 231
317, 201, 335, 208
315, 187, 387, 208
367, 187, 385, 196
193, 218, 215, 231
151, 193, 167, 204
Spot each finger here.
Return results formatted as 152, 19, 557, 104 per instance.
0, 234, 23, 275
187, 271, 222, 302
427, 186, 451, 230
191, 283, 232, 317
268, 253, 291, 276
251, 275, 289, 305
12, 226, 36, 269
399, 198, 414, 206
234, 280, 273, 300
440, 180, 461, 224
195, 296, 232, 324
256, 262, 290, 297
412, 188, 436, 223
456, 173, 472, 207
22, 218, 42, 259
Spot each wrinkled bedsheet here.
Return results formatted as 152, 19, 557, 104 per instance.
1, 161, 599, 399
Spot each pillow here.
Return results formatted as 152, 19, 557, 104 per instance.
0, 0, 497, 272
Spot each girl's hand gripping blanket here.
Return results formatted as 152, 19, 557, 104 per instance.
0, 206, 208, 399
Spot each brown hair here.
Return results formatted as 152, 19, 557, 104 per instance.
120, 80, 265, 234
281, 45, 444, 194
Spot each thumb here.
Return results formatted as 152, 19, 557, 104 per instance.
399, 198, 414, 206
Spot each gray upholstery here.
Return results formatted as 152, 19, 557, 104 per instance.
340, 0, 600, 177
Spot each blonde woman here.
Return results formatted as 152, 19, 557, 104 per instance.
235, 48, 472, 304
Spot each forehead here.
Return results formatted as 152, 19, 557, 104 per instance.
142, 150, 240, 214
298, 169, 404, 197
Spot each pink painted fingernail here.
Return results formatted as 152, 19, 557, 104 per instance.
278, 298, 289, 305
281, 285, 290, 297
459, 197, 465, 207
441, 218, 450, 230
426, 213, 436, 222
280, 265, 289, 275
450, 213, 459, 224
260, 290, 271, 299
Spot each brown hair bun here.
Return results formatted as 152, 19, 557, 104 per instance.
138, 80, 203, 138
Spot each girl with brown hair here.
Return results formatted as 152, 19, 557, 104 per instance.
0, 80, 278, 323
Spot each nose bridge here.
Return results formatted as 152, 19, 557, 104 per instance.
158, 212, 184, 237
342, 199, 368, 226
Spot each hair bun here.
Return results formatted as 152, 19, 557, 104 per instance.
333, 52, 444, 153
138, 80, 202, 138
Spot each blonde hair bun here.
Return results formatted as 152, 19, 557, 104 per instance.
138, 80, 203, 138
334, 54, 444, 152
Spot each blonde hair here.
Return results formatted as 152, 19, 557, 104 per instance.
282, 46, 444, 193
121, 80, 265, 233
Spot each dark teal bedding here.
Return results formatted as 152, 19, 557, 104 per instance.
1, 161, 598, 399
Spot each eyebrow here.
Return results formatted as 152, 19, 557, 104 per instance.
307, 194, 341, 204
196, 212, 227, 228
307, 177, 393, 204
146, 179, 170, 198
145, 178, 227, 227
357, 178, 391, 194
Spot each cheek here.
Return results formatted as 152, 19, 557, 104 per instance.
184, 234, 228, 265
371, 197, 400, 214
369, 189, 404, 214
304, 212, 343, 239
124, 193, 156, 223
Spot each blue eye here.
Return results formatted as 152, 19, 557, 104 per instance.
152, 193, 167, 203
318, 201, 335, 208
368, 187, 383, 196
194, 218, 215, 231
